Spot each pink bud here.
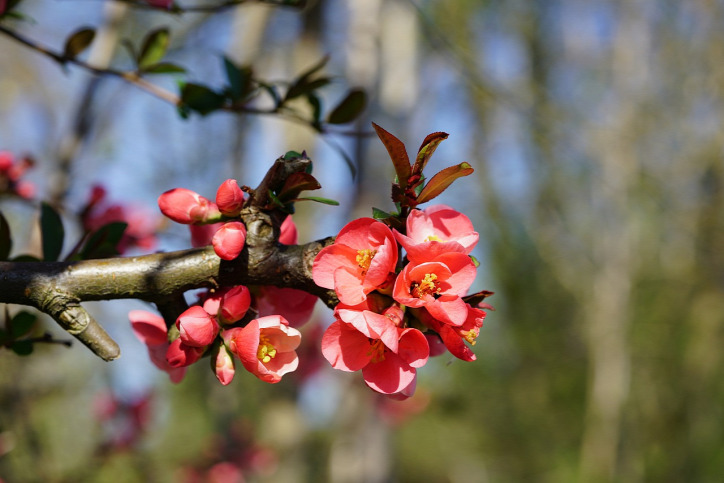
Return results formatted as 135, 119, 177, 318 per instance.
279, 215, 298, 245
0, 152, 12, 171
158, 188, 221, 224
166, 339, 204, 368
176, 305, 219, 347
213, 344, 236, 385
215, 179, 244, 217
219, 285, 251, 324
212, 221, 247, 260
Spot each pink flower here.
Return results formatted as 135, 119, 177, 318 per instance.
420, 304, 486, 361
256, 286, 316, 327
128, 310, 186, 383
313, 218, 398, 305
225, 315, 301, 383
212, 221, 246, 260
321, 318, 429, 395
158, 188, 221, 224
176, 305, 219, 347
209, 285, 251, 325
394, 205, 478, 263
392, 252, 476, 326
216, 179, 244, 217
84, 199, 159, 253
214, 344, 236, 385
166, 338, 205, 368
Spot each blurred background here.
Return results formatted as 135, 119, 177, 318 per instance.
1, 0, 723, 482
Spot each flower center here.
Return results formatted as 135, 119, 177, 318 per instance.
411, 273, 441, 298
463, 328, 480, 345
356, 249, 377, 272
425, 234, 442, 242
368, 339, 386, 363
257, 334, 277, 363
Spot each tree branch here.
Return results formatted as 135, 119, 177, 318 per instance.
0, 154, 338, 360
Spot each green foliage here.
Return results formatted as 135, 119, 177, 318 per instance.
327, 89, 367, 124
40, 202, 64, 262
61, 27, 95, 61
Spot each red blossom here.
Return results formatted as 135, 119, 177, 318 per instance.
224, 315, 302, 383
176, 305, 219, 347
128, 310, 186, 383
158, 187, 221, 224
313, 218, 398, 305
216, 179, 245, 217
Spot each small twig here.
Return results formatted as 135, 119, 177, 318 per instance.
117, 0, 307, 14
25, 333, 73, 348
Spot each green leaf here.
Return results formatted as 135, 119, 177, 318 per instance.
0, 211, 11, 261
138, 27, 170, 69
141, 62, 186, 74
416, 162, 474, 204
283, 151, 303, 161
306, 93, 323, 129
372, 207, 394, 220
293, 196, 339, 206
413, 131, 449, 176
80, 222, 128, 260
10, 311, 36, 339
62, 27, 96, 60
284, 56, 329, 101
372, 123, 411, 190
179, 83, 225, 116
11, 340, 34, 356
40, 202, 64, 262
327, 89, 367, 124
223, 58, 253, 101
259, 82, 282, 108
470, 255, 480, 268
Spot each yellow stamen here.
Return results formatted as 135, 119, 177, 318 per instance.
368, 339, 386, 363
463, 329, 479, 345
411, 273, 441, 298
356, 249, 377, 272
425, 234, 442, 242
257, 334, 277, 363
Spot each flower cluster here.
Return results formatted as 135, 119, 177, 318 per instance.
157, 179, 247, 260
131, 183, 316, 385
314, 204, 489, 398
0, 151, 35, 199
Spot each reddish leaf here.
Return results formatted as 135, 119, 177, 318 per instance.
416, 162, 474, 204
278, 172, 321, 202
372, 123, 411, 189
413, 131, 448, 176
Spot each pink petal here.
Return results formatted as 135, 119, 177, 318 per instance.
129, 310, 168, 346
362, 352, 415, 394
312, 244, 359, 290
321, 320, 373, 372
212, 221, 247, 260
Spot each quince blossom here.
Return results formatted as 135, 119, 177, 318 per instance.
158, 188, 221, 224
313, 218, 398, 305
225, 315, 301, 383
393, 251, 476, 326
176, 305, 219, 347
128, 310, 186, 383
321, 316, 429, 395
394, 205, 478, 263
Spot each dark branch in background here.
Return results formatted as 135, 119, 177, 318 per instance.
119, 0, 307, 14
0, 156, 338, 361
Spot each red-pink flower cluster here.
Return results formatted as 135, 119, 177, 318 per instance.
0, 151, 35, 199
157, 179, 247, 260
130, 215, 315, 385
314, 204, 489, 398
82, 184, 159, 253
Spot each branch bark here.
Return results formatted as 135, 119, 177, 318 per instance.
0, 155, 338, 361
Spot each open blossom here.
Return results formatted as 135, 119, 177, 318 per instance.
158, 188, 221, 224
394, 205, 478, 264
321, 316, 429, 395
224, 315, 301, 383
418, 304, 486, 361
313, 218, 398, 305
129, 310, 186, 383
212, 221, 246, 260
393, 252, 476, 326
166, 338, 205, 368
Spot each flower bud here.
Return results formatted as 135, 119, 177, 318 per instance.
215, 179, 244, 217
176, 305, 219, 347
213, 344, 236, 385
212, 221, 246, 260
219, 285, 251, 325
166, 338, 204, 368
158, 188, 221, 224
